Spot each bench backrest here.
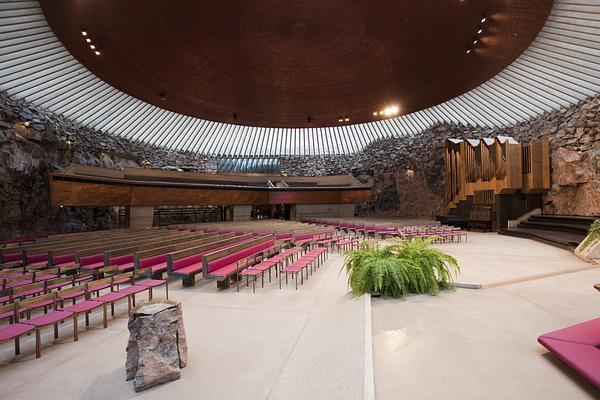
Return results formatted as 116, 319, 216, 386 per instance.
75, 230, 203, 258
203, 235, 275, 275
106, 232, 219, 265
134, 233, 237, 270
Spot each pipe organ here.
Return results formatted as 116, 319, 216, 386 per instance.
444, 136, 550, 230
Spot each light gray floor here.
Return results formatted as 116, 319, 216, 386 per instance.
373, 232, 600, 400
0, 253, 366, 400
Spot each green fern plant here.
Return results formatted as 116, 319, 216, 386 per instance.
342, 238, 460, 298
580, 219, 600, 251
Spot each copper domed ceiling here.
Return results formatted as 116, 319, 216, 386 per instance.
39, 0, 552, 128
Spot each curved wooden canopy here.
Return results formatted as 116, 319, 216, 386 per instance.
39, 0, 552, 128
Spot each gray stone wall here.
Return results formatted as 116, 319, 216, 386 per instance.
1, 90, 599, 239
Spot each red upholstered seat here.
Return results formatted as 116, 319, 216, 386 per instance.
0, 310, 15, 320
136, 279, 166, 287
95, 291, 129, 302
172, 263, 203, 276
210, 263, 242, 278
151, 262, 168, 273
538, 317, 600, 390
81, 261, 104, 270
118, 285, 148, 294
6, 279, 33, 288
60, 300, 103, 314
24, 310, 73, 327
117, 262, 135, 272
0, 323, 35, 342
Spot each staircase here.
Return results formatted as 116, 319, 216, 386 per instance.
500, 215, 595, 250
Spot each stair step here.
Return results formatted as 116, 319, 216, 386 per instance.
499, 227, 584, 250
529, 215, 596, 227
518, 220, 589, 235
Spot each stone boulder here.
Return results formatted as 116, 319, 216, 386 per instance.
553, 147, 591, 186
126, 301, 188, 392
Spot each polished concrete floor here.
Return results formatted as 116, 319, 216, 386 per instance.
374, 232, 600, 400
0, 253, 366, 400
1, 233, 599, 399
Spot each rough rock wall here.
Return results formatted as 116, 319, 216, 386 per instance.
1, 91, 599, 239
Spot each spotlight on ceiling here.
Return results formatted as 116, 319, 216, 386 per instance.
373, 112, 378, 116
344, 118, 349, 122
473, 39, 478, 45
86, 38, 91, 43
90, 44, 96, 49
159, 92, 167, 101
81, 31, 87, 36
382, 105, 400, 117
94, 50, 101, 55
477, 28, 483, 34
481, 16, 487, 23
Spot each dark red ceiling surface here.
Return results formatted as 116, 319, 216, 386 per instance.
40, 0, 553, 128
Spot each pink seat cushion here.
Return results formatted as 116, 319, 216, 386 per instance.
0, 310, 15, 320
24, 310, 73, 327
6, 279, 33, 288
118, 285, 148, 294
95, 291, 129, 302
172, 263, 203, 276
0, 323, 35, 342
540, 317, 600, 346
151, 262, 168, 273
117, 262, 135, 272
113, 277, 131, 285
539, 337, 600, 390
81, 261, 104, 270
60, 300, 103, 314
136, 279, 166, 287
210, 263, 242, 278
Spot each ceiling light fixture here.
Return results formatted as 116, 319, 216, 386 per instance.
473, 39, 478, 45
94, 50, 101, 55
466, 49, 472, 54
90, 44, 96, 49
81, 31, 87, 36
481, 17, 487, 23
344, 118, 349, 122
86, 38, 91, 43
477, 28, 483, 34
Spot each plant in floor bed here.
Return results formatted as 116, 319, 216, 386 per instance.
342, 237, 460, 298
580, 219, 600, 251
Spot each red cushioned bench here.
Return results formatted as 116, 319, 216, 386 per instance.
538, 317, 600, 390
280, 248, 328, 290
170, 234, 255, 286
202, 236, 277, 289
239, 247, 302, 293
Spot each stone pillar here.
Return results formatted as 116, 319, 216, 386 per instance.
126, 301, 188, 392
129, 206, 154, 229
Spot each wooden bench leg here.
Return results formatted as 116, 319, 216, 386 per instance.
182, 274, 196, 287
54, 323, 59, 339
102, 303, 108, 328
151, 271, 164, 280
14, 337, 20, 355
35, 329, 41, 358
73, 315, 79, 342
